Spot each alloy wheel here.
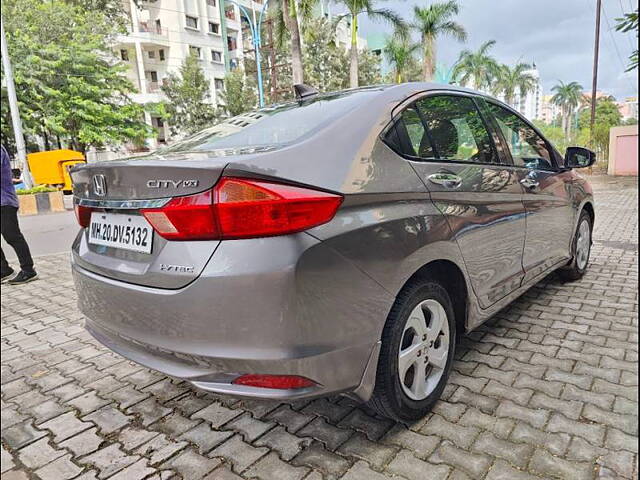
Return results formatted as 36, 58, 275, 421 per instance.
398, 299, 450, 401
576, 219, 591, 270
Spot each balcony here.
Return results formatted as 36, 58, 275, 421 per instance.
146, 80, 162, 93
225, 8, 236, 21
116, 21, 170, 47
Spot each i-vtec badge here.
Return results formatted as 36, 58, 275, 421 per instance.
160, 264, 195, 273
147, 179, 200, 189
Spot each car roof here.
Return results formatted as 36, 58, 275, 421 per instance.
291, 82, 505, 113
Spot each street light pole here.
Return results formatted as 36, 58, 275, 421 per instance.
226, 0, 269, 107
589, 0, 602, 145
1, 15, 33, 188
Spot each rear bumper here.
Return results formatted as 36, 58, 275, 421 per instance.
72, 235, 393, 400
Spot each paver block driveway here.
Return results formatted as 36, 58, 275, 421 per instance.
1, 175, 637, 479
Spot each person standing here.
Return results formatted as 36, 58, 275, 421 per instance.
1, 145, 37, 284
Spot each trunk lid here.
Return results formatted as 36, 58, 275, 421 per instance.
70, 153, 227, 289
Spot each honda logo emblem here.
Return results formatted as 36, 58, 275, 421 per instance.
92, 174, 107, 197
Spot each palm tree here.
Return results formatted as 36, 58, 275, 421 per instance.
452, 40, 498, 90
412, 1, 467, 81
272, 0, 318, 86
551, 81, 583, 138
383, 35, 419, 83
334, 0, 406, 88
494, 62, 536, 107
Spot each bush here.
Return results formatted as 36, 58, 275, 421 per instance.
16, 185, 59, 195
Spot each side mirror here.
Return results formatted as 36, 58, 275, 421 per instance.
565, 147, 596, 169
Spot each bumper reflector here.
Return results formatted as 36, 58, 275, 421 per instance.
232, 374, 316, 389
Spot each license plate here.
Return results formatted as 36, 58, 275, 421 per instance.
88, 212, 153, 254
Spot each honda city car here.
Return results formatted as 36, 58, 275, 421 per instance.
70, 83, 595, 421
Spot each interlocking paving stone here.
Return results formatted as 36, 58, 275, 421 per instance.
336, 433, 397, 470
17, 438, 65, 469
341, 460, 394, 480
290, 442, 351, 477
243, 451, 309, 480
192, 402, 243, 428
208, 434, 269, 473
252, 425, 313, 462
33, 453, 83, 480
387, 449, 450, 480
381, 424, 440, 459
80, 444, 140, 479
161, 448, 221, 478
134, 433, 188, 465
2, 421, 48, 449
1, 176, 638, 479
58, 427, 103, 457
178, 422, 234, 455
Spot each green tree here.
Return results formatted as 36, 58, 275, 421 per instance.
383, 34, 419, 83
533, 120, 575, 153
220, 69, 257, 117
161, 55, 221, 136
412, 1, 467, 81
551, 80, 583, 139
3, 0, 152, 152
302, 18, 349, 91
615, 9, 638, 71
452, 40, 498, 90
494, 62, 536, 106
577, 96, 623, 159
358, 49, 383, 86
270, 0, 320, 86
333, 0, 406, 88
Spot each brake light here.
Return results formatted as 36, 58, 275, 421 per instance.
142, 189, 218, 240
141, 177, 342, 241
74, 204, 93, 228
232, 374, 316, 389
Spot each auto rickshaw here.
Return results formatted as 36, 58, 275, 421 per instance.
26, 149, 86, 193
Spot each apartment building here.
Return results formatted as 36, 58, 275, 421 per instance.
465, 64, 543, 122
514, 66, 542, 121
539, 95, 561, 125
116, 0, 263, 147
618, 96, 639, 122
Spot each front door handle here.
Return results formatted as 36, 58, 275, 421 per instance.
428, 173, 463, 189
520, 177, 539, 189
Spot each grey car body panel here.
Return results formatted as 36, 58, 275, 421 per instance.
70, 155, 227, 200
73, 232, 395, 398
72, 228, 220, 289
71, 82, 594, 401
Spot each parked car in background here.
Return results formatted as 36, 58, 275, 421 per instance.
70, 83, 595, 421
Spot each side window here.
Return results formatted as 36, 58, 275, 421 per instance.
387, 107, 436, 158
415, 95, 499, 164
486, 103, 554, 170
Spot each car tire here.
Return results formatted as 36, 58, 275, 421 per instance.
558, 210, 592, 282
368, 279, 456, 423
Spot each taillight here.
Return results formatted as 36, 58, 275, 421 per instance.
232, 374, 316, 389
142, 189, 218, 240
74, 204, 92, 228
141, 177, 343, 241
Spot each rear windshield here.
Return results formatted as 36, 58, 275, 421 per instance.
161, 90, 375, 153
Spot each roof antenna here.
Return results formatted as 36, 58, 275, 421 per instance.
294, 84, 319, 101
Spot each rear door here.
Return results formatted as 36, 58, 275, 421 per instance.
483, 101, 575, 282
388, 93, 527, 308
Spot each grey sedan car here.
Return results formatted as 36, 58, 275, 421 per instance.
70, 83, 595, 421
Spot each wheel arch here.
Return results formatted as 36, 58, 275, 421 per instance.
582, 200, 595, 226
401, 259, 469, 335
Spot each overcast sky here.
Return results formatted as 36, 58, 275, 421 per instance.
356, 0, 639, 100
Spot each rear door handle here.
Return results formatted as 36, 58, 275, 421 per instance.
520, 177, 539, 189
428, 173, 463, 189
